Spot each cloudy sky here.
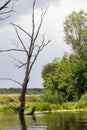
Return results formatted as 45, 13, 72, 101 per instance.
0, 0, 87, 88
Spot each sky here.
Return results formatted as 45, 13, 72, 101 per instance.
0, 0, 87, 88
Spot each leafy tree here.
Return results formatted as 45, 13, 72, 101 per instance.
42, 10, 87, 103
71, 59, 87, 99
64, 10, 87, 100
42, 56, 73, 102
42, 59, 59, 79
42, 58, 59, 94
42, 54, 87, 102
64, 10, 87, 60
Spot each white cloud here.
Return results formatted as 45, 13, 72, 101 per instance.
0, 0, 87, 88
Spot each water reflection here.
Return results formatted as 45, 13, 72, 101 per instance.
1, 111, 87, 130
32, 115, 36, 122
44, 112, 87, 130
19, 116, 27, 130
19, 115, 36, 130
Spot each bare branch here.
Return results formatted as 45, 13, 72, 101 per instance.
0, 78, 22, 86
32, 0, 35, 39
9, 55, 27, 69
0, 15, 10, 20
0, 0, 11, 11
10, 39, 19, 49
18, 63, 27, 69
0, 49, 26, 53
33, 0, 36, 6
29, 39, 51, 73
39, 39, 51, 52
28, 0, 36, 60
0, 4, 14, 15
0, 0, 14, 20
11, 23, 32, 38
14, 27, 28, 54
34, 6, 49, 42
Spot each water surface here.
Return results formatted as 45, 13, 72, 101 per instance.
0, 111, 87, 130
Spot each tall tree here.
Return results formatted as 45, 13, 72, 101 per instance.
64, 10, 87, 60
0, 0, 51, 116
64, 10, 87, 99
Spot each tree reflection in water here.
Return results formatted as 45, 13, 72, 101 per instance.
19, 115, 27, 130
19, 115, 36, 130
32, 115, 36, 122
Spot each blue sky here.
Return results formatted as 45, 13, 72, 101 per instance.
0, 0, 87, 88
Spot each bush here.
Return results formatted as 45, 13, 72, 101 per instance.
26, 95, 41, 102
41, 91, 65, 103
34, 102, 52, 111
75, 93, 87, 109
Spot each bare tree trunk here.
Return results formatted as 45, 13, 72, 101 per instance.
19, 69, 29, 116
0, 0, 51, 116
19, 86, 27, 116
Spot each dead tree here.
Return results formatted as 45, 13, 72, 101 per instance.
0, 0, 51, 116
0, 0, 13, 20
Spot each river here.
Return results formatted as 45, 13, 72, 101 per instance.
0, 111, 87, 130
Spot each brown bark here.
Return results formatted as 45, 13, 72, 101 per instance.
19, 87, 26, 116
28, 106, 35, 115
19, 74, 29, 116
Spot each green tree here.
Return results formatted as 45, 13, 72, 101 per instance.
64, 10, 87, 100
71, 59, 87, 99
42, 10, 87, 103
42, 58, 59, 93
64, 10, 87, 60
42, 56, 73, 102
58, 55, 77, 101
42, 54, 87, 102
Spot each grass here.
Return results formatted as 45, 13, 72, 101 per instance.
0, 93, 87, 113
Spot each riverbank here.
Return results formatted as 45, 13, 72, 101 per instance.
0, 94, 87, 113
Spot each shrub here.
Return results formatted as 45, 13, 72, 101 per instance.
75, 93, 87, 109
41, 91, 65, 103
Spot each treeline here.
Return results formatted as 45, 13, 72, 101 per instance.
0, 88, 43, 94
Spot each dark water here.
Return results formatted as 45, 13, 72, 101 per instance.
0, 111, 87, 130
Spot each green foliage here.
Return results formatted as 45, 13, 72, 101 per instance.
71, 60, 87, 99
42, 53, 87, 102
0, 94, 40, 113
26, 94, 41, 102
0, 94, 62, 113
75, 93, 87, 109
37, 102, 52, 111
64, 10, 87, 60
42, 55, 73, 102
42, 59, 59, 92
41, 10, 87, 103
1, 94, 87, 113
42, 58, 59, 79
41, 90, 65, 103
62, 102, 76, 110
